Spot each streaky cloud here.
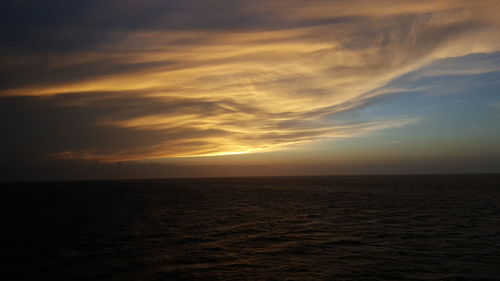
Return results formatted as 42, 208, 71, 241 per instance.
1, 0, 499, 162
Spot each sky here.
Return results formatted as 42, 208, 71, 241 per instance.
1, 0, 500, 181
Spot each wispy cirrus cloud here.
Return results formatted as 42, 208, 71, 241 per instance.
1, 0, 499, 162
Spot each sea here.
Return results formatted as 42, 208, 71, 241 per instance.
1, 174, 500, 281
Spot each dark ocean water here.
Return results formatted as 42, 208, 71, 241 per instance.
1, 174, 500, 281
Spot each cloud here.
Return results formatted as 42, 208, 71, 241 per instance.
0, 93, 419, 164
1, 0, 499, 163
490, 102, 500, 110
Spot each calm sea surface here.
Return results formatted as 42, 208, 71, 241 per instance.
2, 175, 500, 280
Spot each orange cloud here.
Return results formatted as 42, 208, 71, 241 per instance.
3, 0, 499, 161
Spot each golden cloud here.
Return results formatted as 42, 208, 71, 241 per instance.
3, 0, 500, 161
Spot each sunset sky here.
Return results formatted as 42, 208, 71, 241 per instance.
1, 0, 499, 180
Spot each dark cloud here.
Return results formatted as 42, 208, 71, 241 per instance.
0, 94, 166, 161
0, 0, 358, 54
0, 59, 173, 92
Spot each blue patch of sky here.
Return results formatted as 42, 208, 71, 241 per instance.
317, 52, 500, 153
